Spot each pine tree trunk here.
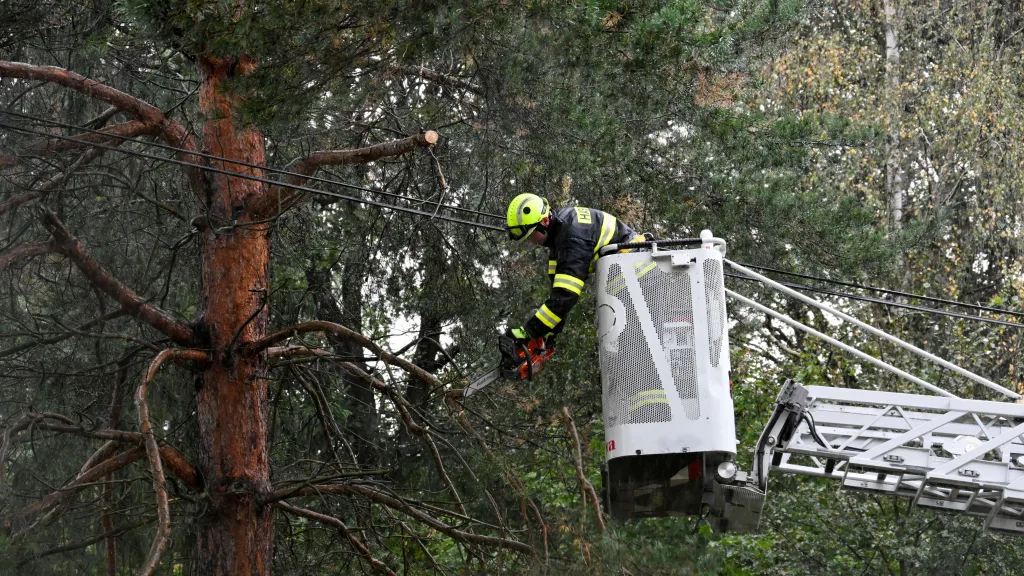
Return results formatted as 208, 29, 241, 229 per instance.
193, 56, 275, 576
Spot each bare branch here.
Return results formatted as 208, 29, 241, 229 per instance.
135, 349, 209, 576
560, 407, 605, 533
0, 120, 157, 169
0, 241, 55, 269
0, 308, 129, 359
248, 321, 441, 392
2, 447, 146, 536
267, 483, 533, 555
0, 61, 193, 149
29, 421, 200, 489
256, 131, 439, 216
275, 502, 397, 576
39, 209, 197, 346
394, 65, 483, 95
16, 517, 155, 568
0, 146, 107, 218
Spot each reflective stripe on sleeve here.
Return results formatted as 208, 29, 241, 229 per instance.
552, 273, 585, 295
548, 260, 557, 275
535, 304, 562, 329
592, 214, 618, 259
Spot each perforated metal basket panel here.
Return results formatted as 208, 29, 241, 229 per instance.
703, 259, 726, 368
600, 259, 704, 426
600, 263, 671, 429
641, 264, 699, 420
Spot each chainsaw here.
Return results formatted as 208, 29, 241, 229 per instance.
463, 334, 556, 398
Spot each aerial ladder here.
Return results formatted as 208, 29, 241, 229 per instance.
588, 231, 1024, 534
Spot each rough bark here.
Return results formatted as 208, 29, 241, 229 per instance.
189, 55, 276, 576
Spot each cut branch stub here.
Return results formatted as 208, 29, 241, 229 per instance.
255, 131, 440, 217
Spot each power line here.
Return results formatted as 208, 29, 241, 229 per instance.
725, 273, 1024, 329
0, 109, 505, 223
4, 111, 1021, 324
736, 262, 1024, 319
0, 120, 506, 232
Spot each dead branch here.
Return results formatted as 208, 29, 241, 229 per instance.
394, 65, 483, 95
135, 348, 209, 576
0, 241, 55, 269
267, 483, 533, 555
560, 407, 605, 533
0, 146, 107, 218
446, 396, 548, 563
27, 420, 200, 489
0, 308, 129, 359
16, 516, 155, 568
256, 131, 439, 216
39, 208, 197, 346
292, 366, 353, 468
1, 447, 146, 536
0, 120, 157, 169
267, 345, 333, 359
249, 321, 441, 393
322, 362, 464, 514
276, 502, 397, 576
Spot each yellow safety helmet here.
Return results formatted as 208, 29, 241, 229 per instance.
506, 193, 550, 243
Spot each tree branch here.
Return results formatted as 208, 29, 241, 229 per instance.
275, 502, 397, 576
0, 146, 107, 218
0, 241, 55, 269
134, 349, 208, 576
0, 120, 157, 169
256, 131, 439, 216
267, 483, 532, 554
16, 517, 155, 568
249, 321, 441, 392
39, 209, 197, 346
394, 65, 483, 95
28, 420, 200, 489
560, 407, 605, 533
0, 61, 193, 150
2, 447, 146, 536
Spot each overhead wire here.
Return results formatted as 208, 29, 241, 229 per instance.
737, 262, 1024, 319
0, 119, 505, 231
725, 272, 1024, 329
2, 112, 1022, 328
0, 109, 505, 223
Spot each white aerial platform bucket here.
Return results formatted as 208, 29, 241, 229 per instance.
594, 231, 763, 531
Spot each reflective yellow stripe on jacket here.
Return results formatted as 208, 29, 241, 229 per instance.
535, 304, 562, 329
552, 273, 584, 295
591, 214, 618, 261
548, 260, 557, 276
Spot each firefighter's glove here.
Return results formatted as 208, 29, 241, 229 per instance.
505, 326, 530, 343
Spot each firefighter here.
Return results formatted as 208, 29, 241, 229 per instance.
505, 193, 642, 348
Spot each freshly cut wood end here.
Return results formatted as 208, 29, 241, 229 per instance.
424, 131, 439, 145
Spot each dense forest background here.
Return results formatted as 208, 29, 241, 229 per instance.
1, 0, 1023, 574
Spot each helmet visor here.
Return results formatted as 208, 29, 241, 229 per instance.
508, 224, 537, 243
